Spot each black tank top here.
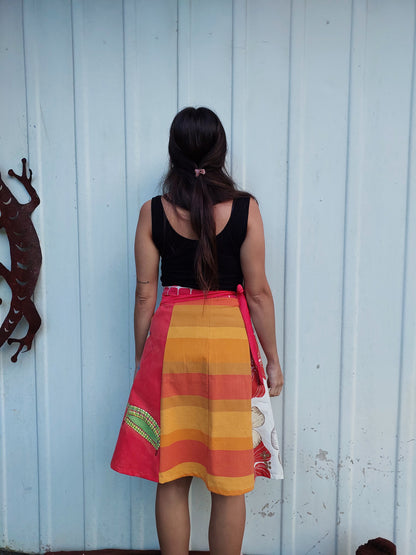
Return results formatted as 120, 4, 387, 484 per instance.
151, 195, 250, 290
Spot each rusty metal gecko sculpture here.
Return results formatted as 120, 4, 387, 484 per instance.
0, 158, 42, 362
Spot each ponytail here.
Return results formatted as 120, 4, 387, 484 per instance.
163, 107, 251, 290
190, 173, 218, 291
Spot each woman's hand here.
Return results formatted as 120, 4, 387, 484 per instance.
267, 361, 284, 397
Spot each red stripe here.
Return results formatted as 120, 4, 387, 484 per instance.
160, 440, 254, 477
162, 373, 252, 400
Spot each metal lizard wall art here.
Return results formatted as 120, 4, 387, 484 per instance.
0, 158, 42, 362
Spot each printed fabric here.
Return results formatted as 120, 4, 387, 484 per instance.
111, 286, 283, 495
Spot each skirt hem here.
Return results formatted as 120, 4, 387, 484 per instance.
158, 471, 255, 496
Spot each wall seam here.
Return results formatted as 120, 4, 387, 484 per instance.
281, 0, 294, 552
121, 0, 133, 548
393, 0, 416, 548
334, 1, 355, 553
21, 1, 42, 551
230, 0, 247, 187
70, 1, 86, 549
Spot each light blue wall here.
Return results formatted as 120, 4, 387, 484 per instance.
0, 1, 415, 554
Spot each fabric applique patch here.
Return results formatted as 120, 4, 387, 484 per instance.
124, 404, 160, 450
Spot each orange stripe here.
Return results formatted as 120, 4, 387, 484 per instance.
162, 360, 249, 375
162, 396, 250, 411
159, 440, 254, 476
158, 462, 254, 495
162, 373, 251, 400
160, 429, 253, 450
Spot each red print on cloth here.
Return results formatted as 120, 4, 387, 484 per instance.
254, 440, 272, 478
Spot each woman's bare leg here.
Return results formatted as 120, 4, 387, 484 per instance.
209, 493, 246, 555
155, 477, 193, 555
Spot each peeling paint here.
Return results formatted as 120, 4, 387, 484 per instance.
316, 449, 330, 462
258, 510, 275, 518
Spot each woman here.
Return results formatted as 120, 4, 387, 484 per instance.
111, 107, 284, 555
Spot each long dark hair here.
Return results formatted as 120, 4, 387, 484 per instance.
163, 107, 251, 291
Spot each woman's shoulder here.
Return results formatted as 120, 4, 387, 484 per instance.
140, 196, 162, 213
232, 195, 258, 218
246, 197, 263, 231
138, 198, 161, 227
247, 196, 260, 211
138, 198, 151, 215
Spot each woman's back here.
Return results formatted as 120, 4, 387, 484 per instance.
160, 196, 234, 240
152, 195, 250, 290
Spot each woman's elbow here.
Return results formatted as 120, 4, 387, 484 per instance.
135, 288, 157, 312
245, 283, 272, 306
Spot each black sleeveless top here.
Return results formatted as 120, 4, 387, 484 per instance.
151, 195, 250, 290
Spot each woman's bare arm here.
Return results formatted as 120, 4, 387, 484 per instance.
133, 200, 160, 370
240, 198, 284, 396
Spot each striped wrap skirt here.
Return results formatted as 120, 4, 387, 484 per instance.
111, 285, 283, 496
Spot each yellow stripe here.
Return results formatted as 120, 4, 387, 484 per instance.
159, 462, 254, 495
163, 338, 249, 363
160, 406, 252, 438
162, 396, 251, 411
170, 304, 243, 327
167, 326, 247, 340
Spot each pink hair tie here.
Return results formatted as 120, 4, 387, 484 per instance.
194, 168, 206, 177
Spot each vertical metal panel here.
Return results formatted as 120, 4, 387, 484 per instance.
21, 0, 84, 550
71, 0, 130, 549
337, 2, 416, 554
0, 1, 416, 553
282, 1, 352, 554
0, 1, 40, 552
395, 4, 416, 549
177, 0, 233, 134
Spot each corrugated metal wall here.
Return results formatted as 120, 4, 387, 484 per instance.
0, 1, 415, 554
